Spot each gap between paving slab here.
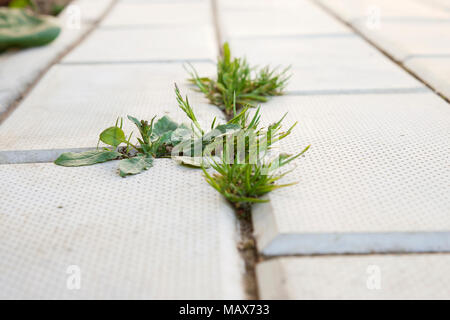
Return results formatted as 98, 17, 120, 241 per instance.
60, 59, 215, 65
404, 57, 450, 99
209, 0, 260, 299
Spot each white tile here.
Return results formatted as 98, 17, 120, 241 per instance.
317, 0, 450, 21
102, 0, 211, 27
0, 160, 244, 299
69, 0, 113, 23
0, 63, 224, 160
257, 255, 450, 299
218, 0, 351, 38
354, 20, 450, 62
420, 0, 450, 11
63, 25, 217, 63
405, 57, 450, 99
250, 93, 450, 255
228, 36, 423, 92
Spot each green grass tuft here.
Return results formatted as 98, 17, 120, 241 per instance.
201, 104, 310, 216
186, 42, 291, 116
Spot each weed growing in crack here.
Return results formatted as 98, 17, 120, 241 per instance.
53, 85, 275, 177
54, 113, 181, 177
200, 106, 310, 217
54, 50, 308, 210
186, 42, 290, 116
54, 84, 309, 211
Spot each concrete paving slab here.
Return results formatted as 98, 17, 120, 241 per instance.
316, 0, 450, 22
74, 0, 113, 23
354, 21, 450, 62
218, 0, 351, 38
257, 255, 450, 299
405, 57, 450, 99
250, 93, 450, 255
102, 0, 212, 27
420, 0, 450, 11
63, 25, 217, 63
228, 36, 424, 93
0, 159, 244, 299
0, 63, 225, 162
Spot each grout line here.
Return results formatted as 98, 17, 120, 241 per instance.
352, 16, 450, 23
0, 148, 96, 165
237, 214, 260, 300
403, 53, 450, 61
286, 87, 429, 96
59, 58, 215, 65
260, 250, 450, 261
210, 0, 259, 300
411, 0, 450, 12
310, 0, 450, 105
232, 32, 355, 40
98, 24, 208, 30
0, 0, 119, 125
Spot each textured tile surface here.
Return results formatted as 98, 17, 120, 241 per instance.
218, 0, 350, 38
0, 63, 224, 159
228, 36, 423, 93
421, 0, 450, 11
251, 93, 450, 255
405, 57, 450, 99
355, 21, 450, 62
0, 160, 244, 299
317, 0, 450, 21
72, 0, 113, 23
257, 255, 450, 299
63, 25, 217, 63
102, 0, 211, 27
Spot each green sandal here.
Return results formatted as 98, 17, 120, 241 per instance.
0, 8, 61, 52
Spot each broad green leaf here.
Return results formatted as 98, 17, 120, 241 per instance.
118, 156, 153, 177
99, 126, 126, 147
127, 115, 142, 129
54, 150, 121, 167
170, 127, 193, 145
158, 131, 174, 145
152, 116, 178, 137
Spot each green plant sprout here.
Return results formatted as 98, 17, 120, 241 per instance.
186, 42, 291, 116
54, 85, 256, 176
54, 113, 179, 177
54, 83, 309, 188
201, 103, 310, 217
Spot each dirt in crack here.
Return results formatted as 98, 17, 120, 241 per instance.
236, 207, 259, 300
